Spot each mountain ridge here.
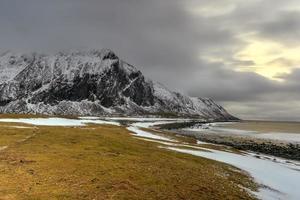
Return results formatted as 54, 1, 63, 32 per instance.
0, 49, 237, 120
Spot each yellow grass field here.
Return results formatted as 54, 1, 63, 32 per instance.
0, 116, 256, 200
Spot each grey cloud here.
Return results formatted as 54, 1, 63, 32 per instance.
0, 0, 299, 120
189, 65, 300, 101
188, 66, 300, 121
224, 101, 300, 121
257, 11, 300, 45
187, 63, 277, 101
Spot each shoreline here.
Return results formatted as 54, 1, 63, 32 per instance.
0, 115, 300, 199
157, 121, 300, 161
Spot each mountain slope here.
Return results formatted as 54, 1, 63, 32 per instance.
0, 49, 236, 120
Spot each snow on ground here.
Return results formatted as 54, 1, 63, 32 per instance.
105, 117, 192, 122
79, 119, 120, 126
134, 137, 179, 146
128, 121, 300, 200
78, 116, 101, 120
197, 140, 214, 145
0, 117, 299, 199
130, 121, 178, 128
0, 118, 120, 126
127, 126, 175, 142
127, 121, 178, 142
164, 146, 300, 200
4, 125, 36, 129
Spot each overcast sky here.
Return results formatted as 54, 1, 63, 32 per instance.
0, 0, 300, 121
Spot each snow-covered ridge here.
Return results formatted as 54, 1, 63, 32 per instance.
0, 49, 235, 120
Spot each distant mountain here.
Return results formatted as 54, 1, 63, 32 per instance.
0, 49, 236, 120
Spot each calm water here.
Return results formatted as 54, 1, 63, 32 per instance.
221, 121, 300, 134
185, 121, 300, 144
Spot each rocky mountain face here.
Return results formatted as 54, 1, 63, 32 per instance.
0, 49, 236, 120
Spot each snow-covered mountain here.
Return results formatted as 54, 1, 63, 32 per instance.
0, 49, 236, 120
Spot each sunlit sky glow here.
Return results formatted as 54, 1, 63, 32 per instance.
235, 38, 300, 80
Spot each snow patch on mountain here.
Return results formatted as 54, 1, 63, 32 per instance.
0, 49, 236, 120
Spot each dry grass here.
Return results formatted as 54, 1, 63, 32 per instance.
0, 115, 257, 200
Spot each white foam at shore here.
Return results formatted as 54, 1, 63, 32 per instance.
105, 117, 194, 122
